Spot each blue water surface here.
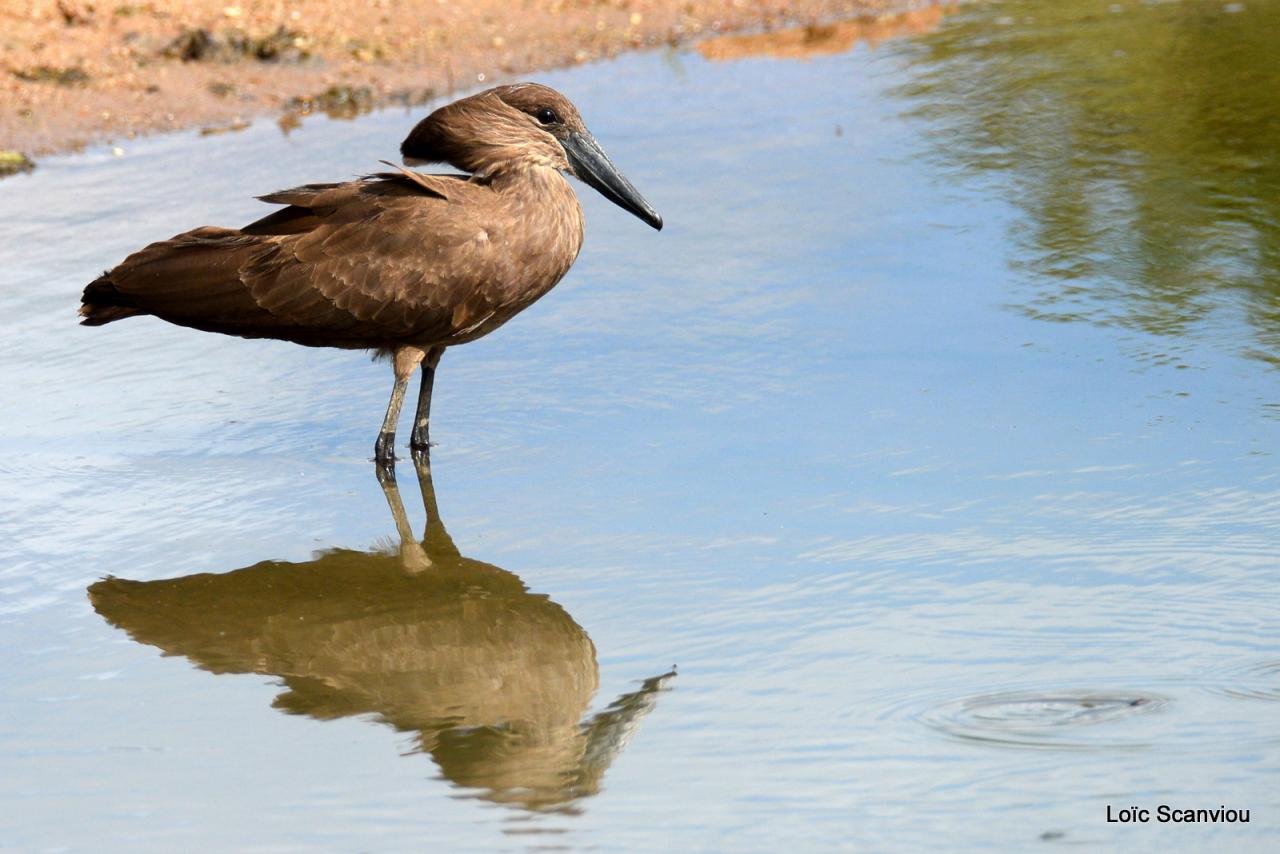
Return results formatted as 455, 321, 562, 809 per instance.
1, 3, 1277, 850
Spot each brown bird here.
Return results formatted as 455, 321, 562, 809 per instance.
79, 83, 661, 465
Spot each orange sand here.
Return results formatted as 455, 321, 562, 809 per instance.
1, 0, 944, 158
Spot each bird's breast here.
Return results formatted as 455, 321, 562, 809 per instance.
440, 170, 584, 344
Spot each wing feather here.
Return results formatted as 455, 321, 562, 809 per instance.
94, 173, 502, 346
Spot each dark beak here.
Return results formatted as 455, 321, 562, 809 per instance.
563, 132, 663, 231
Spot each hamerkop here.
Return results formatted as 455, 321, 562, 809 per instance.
79, 83, 661, 464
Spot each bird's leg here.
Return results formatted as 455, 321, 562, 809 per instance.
410, 347, 444, 451
374, 346, 426, 471
374, 380, 408, 474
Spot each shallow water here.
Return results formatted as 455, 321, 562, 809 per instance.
2, 1, 1278, 850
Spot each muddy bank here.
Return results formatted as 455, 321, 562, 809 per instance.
1, 0, 941, 160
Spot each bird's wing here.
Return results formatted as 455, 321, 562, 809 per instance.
101, 174, 509, 344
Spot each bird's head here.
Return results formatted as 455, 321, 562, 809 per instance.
401, 83, 662, 231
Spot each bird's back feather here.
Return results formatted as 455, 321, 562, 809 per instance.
79, 170, 581, 349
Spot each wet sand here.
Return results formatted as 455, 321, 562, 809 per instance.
1, 0, 931, 160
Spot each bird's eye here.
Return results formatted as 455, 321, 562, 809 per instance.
536, 107, 559, 125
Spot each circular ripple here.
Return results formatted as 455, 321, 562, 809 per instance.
1203, 661, 1280, 702
918, 689, 1171, 750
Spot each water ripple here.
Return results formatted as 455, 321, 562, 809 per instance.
1202, 661, 1280, 703
915, 689, 1170, 751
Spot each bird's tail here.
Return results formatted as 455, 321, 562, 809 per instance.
79, 273, 141, 326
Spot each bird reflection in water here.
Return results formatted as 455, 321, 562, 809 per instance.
88, 452, 674, 813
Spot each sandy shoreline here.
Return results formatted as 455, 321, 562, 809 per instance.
0, 0, 947, 166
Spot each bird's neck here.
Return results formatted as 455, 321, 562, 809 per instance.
483, 164, 585, 276
483, 162, 570, 194
487, 165, 582, 227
